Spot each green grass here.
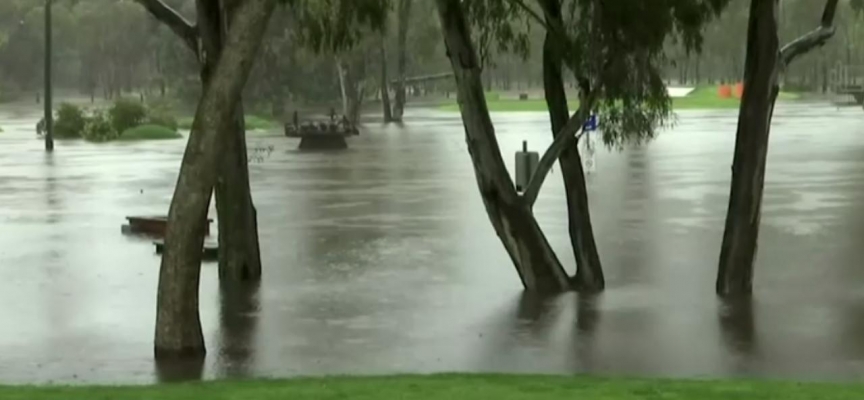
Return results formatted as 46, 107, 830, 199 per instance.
119, 124, 183, 141
1, 375, 863, 400
178, 114, 277, 131
439, 86, 802, 112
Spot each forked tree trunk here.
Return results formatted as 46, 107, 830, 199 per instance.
392, 0, 412, 121
198, 0, 263, 282
539, 0, 604, 292
718, 0, 838, 296
435, 0, 571, 293
379, 35, 394, 123
155, 0, 275, 358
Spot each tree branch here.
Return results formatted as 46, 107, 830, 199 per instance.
133, 0, 199, 54
779, 0, 839, 66
505, 0, 552, 32
522, 92, 597, 206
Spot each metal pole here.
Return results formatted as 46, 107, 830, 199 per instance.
44, 0, 54, 152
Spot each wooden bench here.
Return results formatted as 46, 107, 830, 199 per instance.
153, 239, 219, 261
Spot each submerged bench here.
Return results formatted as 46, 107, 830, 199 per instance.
153, 239, 219, 261
123, 216, 212, 237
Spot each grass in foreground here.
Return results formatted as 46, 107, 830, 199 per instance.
1, 374, 863, 400
119, 124, 183, 141
178, 115, 277, 131
438, 86, 801, 112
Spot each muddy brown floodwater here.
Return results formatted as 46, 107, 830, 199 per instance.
2, 101, 864, 384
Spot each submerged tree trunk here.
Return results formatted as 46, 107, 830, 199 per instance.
718, 0, 838, 296
540, 0, 604, 292
337, 59, 349, 117
135, 0, 264, 283
155, 0, 275, 358
198, 0, 263, 282
435, 0, 571, 293
379, 35, 394, 123
392, 0, 412, 121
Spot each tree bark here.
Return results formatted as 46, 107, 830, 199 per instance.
155, 0, 275, 358
392, 0, 412, 121
718, 0, 838, 296
337, 58, 349, 117
539, 0, 604, 292
435, 0, 571, 293
198, 0, 264, 282
379, 35, 394, 123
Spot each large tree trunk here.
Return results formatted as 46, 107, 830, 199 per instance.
379, 35, 394, 123
392, 0, 412, 121
343, 62, 364, 126
435, 0, 571, 293
717, 0, 780, 296
337, 59, 349, 117
155, 0, 275, 358
540, 0, 604, 292
198, 0, 263, 282
718, 0, 838, 296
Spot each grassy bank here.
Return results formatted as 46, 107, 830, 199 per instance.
119, 124, 182, 141
1, 374, 862, 400
178, 114, 278, 131
438, 86, 802, 112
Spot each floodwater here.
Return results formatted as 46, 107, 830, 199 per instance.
2, 100, 864, 384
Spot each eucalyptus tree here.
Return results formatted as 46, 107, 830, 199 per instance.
717, 0, 840, 296
436, 0, 728, 292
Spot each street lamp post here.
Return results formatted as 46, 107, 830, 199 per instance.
44, 0, 54, 152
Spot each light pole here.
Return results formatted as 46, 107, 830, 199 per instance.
44, 0, 54, 152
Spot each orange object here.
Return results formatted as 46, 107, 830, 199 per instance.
734, 82, 744, 98
718, 85, 732, 98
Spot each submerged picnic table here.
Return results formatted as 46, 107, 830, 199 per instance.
123, 216, 212, 237
284, 118, 359, 150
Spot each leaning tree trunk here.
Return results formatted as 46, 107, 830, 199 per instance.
379, 35, 394, 123
539, 0, 604, 292
435, 0, 571, 293
155, 0, 275, 358
392, 0, 412, 121
198, 0, 263, 282
718, 0, 838, 296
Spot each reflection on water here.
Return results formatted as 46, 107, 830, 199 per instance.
2, 103, 864, 383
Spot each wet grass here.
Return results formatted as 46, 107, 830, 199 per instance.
438, 87, 802, 112
178, 115, 277, 131
2, 374, 863, 399
119, 124, 182, 141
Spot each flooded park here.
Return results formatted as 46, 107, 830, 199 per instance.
3, 99, 864, 384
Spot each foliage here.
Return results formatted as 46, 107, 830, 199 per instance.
144, 100, 181, 132
291, 0, 391, 53
2, 375, 864, 399
108, 98, 147, 134
464, 0, 532, 66
54, 103, 87, 139
81, 111, 119, 142
120, 124, 182, 141
145, 111, 180, 132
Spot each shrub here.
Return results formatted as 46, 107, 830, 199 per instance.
54, 103, 86, 138
120, 124, 182, 141
146, 111, 179, 132
82, 111, 119, 142
145, 99, 181, 131
109, 98, 147, 133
